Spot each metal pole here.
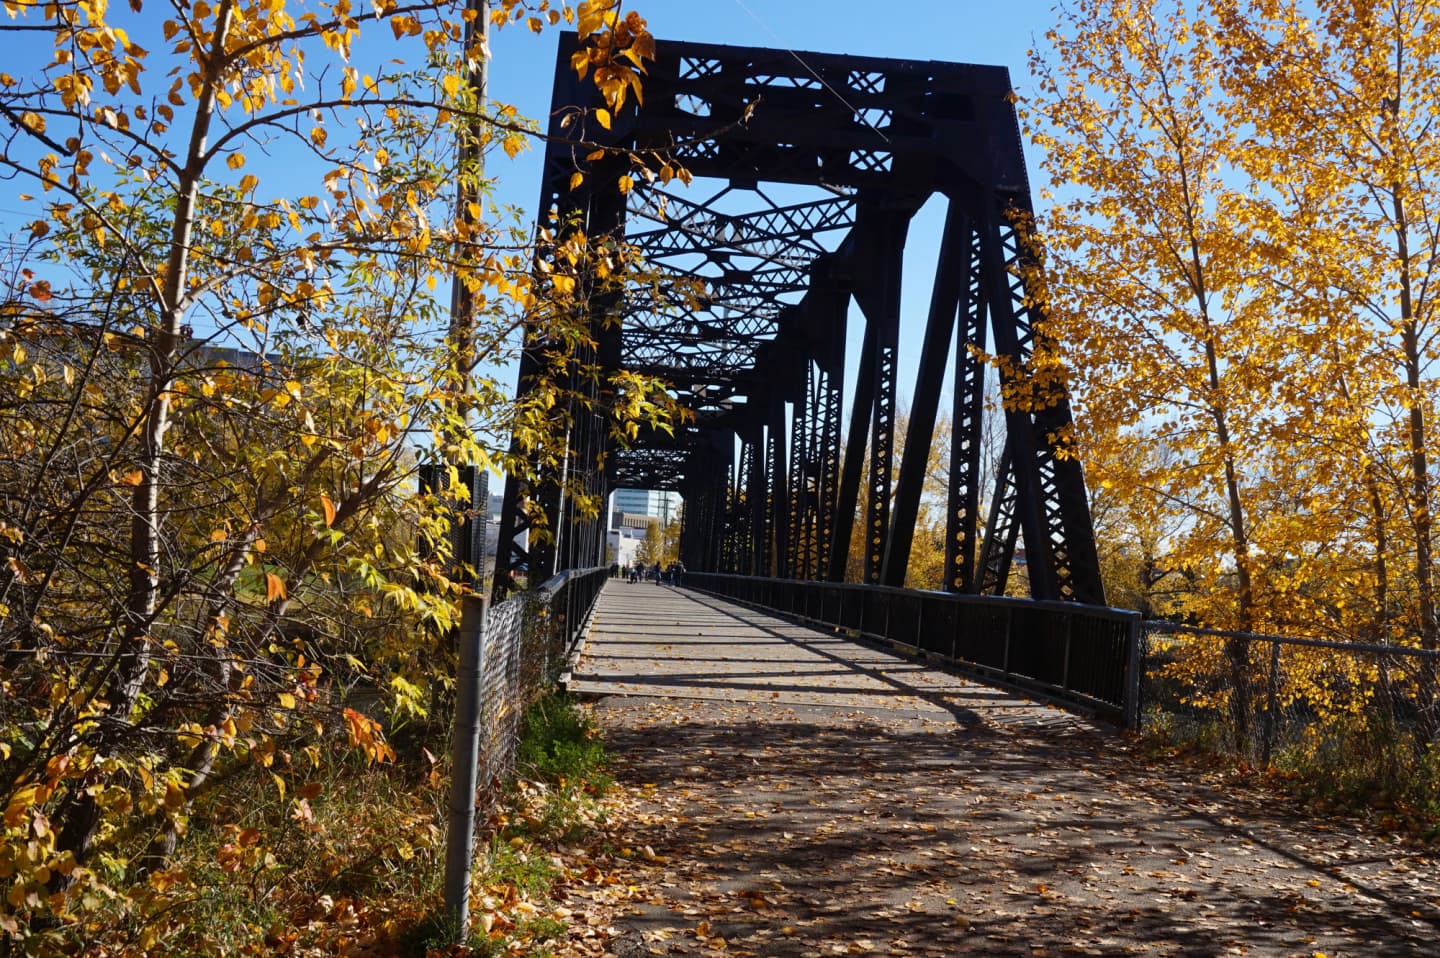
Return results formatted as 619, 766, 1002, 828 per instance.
444, 594, 488, 937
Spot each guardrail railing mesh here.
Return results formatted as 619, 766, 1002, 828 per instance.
1139, 623, 1440, 772
470, 566, 608, 795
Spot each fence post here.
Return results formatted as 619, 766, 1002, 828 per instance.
444, 593, 487, 939
1260, 637, 1282, 768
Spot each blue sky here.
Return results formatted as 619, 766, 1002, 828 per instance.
1, 0, 1068, 476
481, 1, 1064, 438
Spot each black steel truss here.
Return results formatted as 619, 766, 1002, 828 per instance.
492, 33, 1105, 605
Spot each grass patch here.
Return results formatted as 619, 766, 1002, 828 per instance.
516, 693, 610, 791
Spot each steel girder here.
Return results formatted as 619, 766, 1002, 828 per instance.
492, 33, 1105, 605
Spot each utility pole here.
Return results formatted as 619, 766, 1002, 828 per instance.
448, 0, 488, 417
444, 0, 488, 943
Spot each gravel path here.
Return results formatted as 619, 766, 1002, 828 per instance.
560, 582, 1440, 957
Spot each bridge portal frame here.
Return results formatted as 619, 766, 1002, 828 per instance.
493, 33, 1105, 605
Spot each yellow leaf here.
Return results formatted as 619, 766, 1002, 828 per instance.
595, 107, 611, 130
265, 572, 287, 602
4, 783, 46, 827
568, 171, 584, 191
617, 174, 634, 194
226, 153, 245, 170
278, 692, 296, 709
442, 73, 461, 99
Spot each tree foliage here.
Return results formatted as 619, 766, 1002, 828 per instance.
1027, 0, 1440, 748
0, 0, 679, 947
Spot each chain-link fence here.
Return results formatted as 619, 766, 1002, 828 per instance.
469, 566, 608, 796
1140, 622, 1440, 794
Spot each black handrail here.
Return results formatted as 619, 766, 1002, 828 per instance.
685, 572, 1143, 728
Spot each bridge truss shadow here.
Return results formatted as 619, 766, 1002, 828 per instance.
576, 583, 1439, 957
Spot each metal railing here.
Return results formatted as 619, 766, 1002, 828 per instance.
1139, 622, 1440, 767
685, 572, 1143, 727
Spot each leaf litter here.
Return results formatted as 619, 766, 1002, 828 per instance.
544, 585, 1440, 957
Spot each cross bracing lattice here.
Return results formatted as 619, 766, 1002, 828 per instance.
492, 34, 1104, 608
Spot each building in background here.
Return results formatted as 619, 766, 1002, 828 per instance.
610, 488, 682, 526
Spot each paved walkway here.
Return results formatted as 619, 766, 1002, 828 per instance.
563, 581, 1440, 957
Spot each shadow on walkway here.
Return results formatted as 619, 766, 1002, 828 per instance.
567, 583, 1438, 957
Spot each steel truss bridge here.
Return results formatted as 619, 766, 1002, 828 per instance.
493, 33, 1107, 617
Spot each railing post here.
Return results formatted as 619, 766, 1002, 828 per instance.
1001, 606, 1013, 675
444, 593, 487, 939
1261, 637, 1282, 768
1124, 615, 1143, 731
1060, 612, 1073, 693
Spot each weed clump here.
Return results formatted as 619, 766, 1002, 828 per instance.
407, 692, 614, 956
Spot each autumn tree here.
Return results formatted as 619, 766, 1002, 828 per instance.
1210, 0, 1440, 729
1029, 0, 1440, 749
636, 519, 663, 567
1026, 0, 1293, 745
0, 0, 674, 946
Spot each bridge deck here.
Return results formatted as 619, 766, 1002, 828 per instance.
563, 582, 1437, 957
571, 579, 1074, 727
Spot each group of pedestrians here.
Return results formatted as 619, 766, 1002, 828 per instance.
613, 559, 685, 585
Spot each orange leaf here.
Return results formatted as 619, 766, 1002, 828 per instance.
265, 572, 287, 602
320, 494, 336, 527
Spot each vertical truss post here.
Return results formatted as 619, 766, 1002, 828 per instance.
979, 202, 1054, 597
852, 205, 911, 585
945, 217, 988, 592
745, 424, 767, 576
683, 434, 730, 572
828, 318, 876, 582
493, 47, 587, 600
977, 200, 1105, 602
814, 287, 847, 581
766, 392, 790, 578
726, 436, 753, 574
882, 201, 969, 587
788, 364, 811, 578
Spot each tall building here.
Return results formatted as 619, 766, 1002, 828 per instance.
610, 488, 682, 525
